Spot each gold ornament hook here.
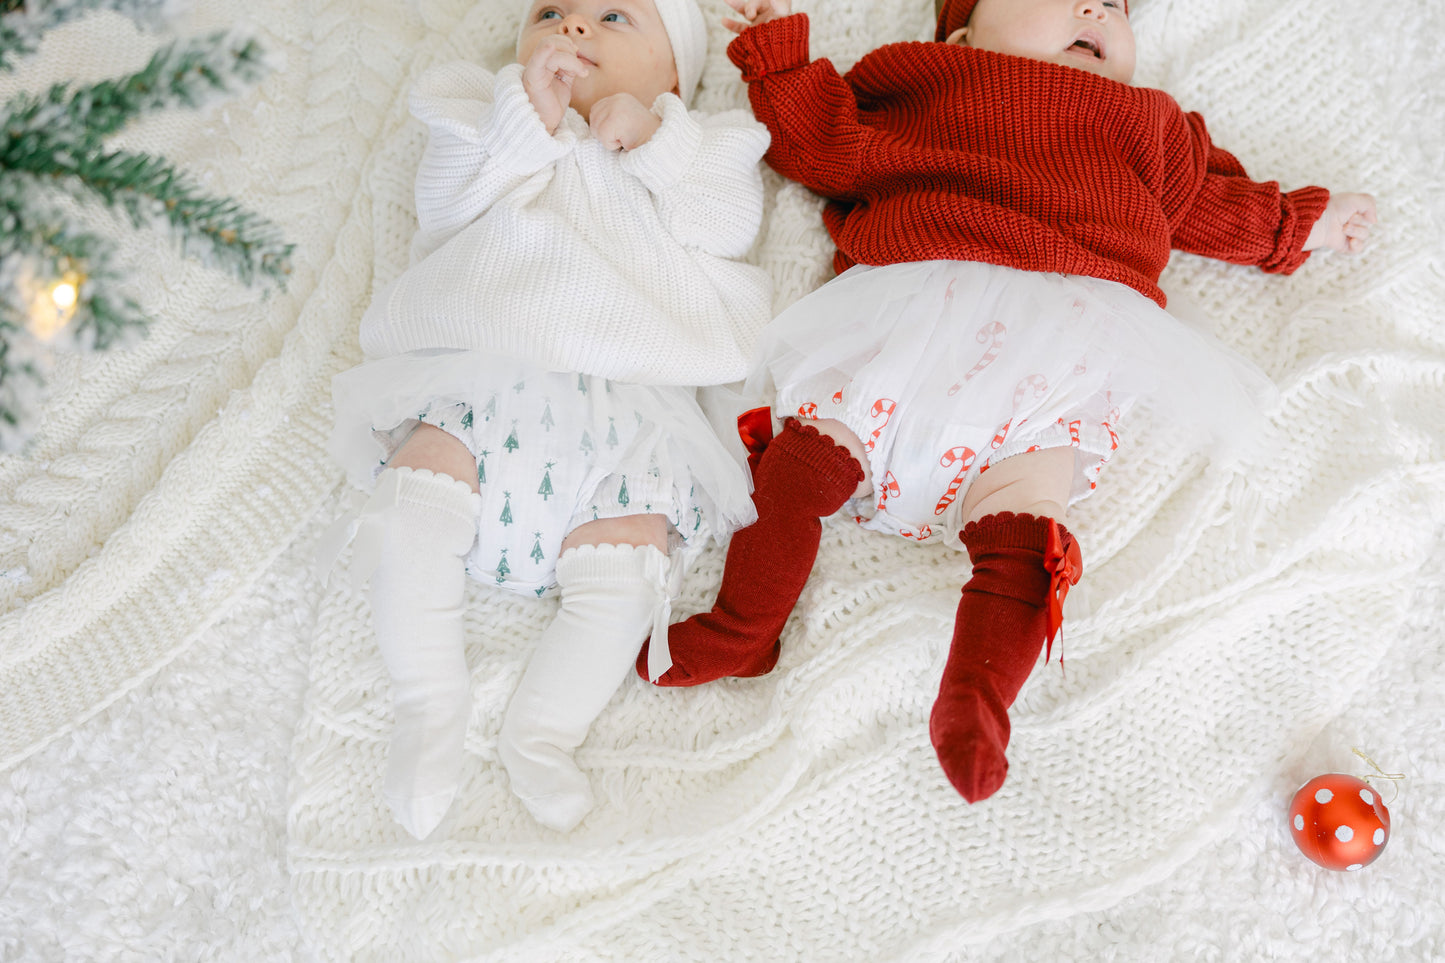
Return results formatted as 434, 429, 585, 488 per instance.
1352, 747, 1406, 805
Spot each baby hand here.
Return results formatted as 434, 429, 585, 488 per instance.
722, 0, 792, 34
523, 34, 590, 134
588, 93, 662, 150
1305, 192, 1378, 254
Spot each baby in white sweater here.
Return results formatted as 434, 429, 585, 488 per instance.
329, 0, 771, 837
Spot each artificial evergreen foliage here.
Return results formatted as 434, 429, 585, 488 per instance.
0, 0, 293, 450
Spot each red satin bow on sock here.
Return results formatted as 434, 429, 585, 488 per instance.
737, 406, 775, 476
1043, 519, 1083, 662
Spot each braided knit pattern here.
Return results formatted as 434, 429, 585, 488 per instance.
2, 0, 1443, 959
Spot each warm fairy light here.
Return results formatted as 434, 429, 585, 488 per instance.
27, 271, 84, 342
51, 279, 78, 309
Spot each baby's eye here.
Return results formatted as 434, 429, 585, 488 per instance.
1103, 1, 1125, 9
537, 9, 561, 20
601, 11, 630, 22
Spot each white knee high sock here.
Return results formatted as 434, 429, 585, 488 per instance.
498, 543, 670, 832
360, 467, 480, 839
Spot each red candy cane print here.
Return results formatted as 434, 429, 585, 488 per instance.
899, 524, 934, 542
863, 398, 896, 452
1102, 421, 1120, 452
1066, 419, 1081, 447
935, 445, 977, 515
877, 471, 900, 511
948, 321, 1007, 395
990, 418, 1012, 450
1013, 374, 1048, 410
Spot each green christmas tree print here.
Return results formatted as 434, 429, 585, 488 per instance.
499, 490, 513, 526
483, 394, 497, 421
538, 460, 555, 501
461, 408, 473, 430
530, 531, 545, 564
504, 421, 520, 453
617, 477, 630, 507
577, 374, 587, 394
606, 417, 619, 448
477, 449, 489, 485
692, 505, 703, 533
540, 401, 554, 431
495, 548, 510, 584
579, 430, 594, 455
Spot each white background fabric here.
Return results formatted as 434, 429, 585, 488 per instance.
1, 0, 1443, 959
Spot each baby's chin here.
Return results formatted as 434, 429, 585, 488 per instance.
566, 81, 671, 121
1049, 53, 1134, 84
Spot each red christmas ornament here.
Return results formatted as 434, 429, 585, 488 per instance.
1288, 773, 1391, 871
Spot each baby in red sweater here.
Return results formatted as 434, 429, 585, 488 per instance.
637, 0, 1377, 804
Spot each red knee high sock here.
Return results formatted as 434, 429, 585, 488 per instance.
930, 512, 1082, 803
638, 418, 865, 686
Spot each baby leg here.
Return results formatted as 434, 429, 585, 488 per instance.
638, 417, 868, 686
931, 447, 1082, 802
498, 514, 670, 832
363, 423, 481, 838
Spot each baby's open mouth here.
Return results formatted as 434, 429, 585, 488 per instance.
1069, 38, 1103, 59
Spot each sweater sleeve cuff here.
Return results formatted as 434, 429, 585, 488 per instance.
726, 13, 812, 82
618, 94, 702, 190
478, 62, 572, 174
1264, 185, 1331, 275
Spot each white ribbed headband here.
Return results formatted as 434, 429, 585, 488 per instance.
518, 0, 707, 105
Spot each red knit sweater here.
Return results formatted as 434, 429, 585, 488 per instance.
728, 14, 1331, 307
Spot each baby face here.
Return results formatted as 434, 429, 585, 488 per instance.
948, 0, 1136, 84
518, 0, 680, 116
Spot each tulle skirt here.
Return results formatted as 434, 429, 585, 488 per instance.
330, 349, 755, 595
749, 261, 1277, 548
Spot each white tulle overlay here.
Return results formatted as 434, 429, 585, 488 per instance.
757, 261, 1277, 546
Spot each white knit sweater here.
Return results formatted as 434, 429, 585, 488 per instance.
357, 61, 773, 386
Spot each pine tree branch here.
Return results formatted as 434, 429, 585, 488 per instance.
0, 31, 293, 286
2, 30, 272, 144
4, 140, 293, 285
0, 0, 172, 71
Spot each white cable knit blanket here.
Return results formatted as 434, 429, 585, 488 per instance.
2, 0, 1443, 960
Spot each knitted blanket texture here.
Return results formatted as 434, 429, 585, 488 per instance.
2, 0, 1443, 960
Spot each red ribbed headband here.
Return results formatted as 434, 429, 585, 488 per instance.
935, 0, 1129, 44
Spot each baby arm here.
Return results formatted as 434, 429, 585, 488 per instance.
724, 9, 873, 201
408, 60, 570, 260
1166, 112, 1353, 274
1303, 192, 1378, 254
620, 99, 771, 258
